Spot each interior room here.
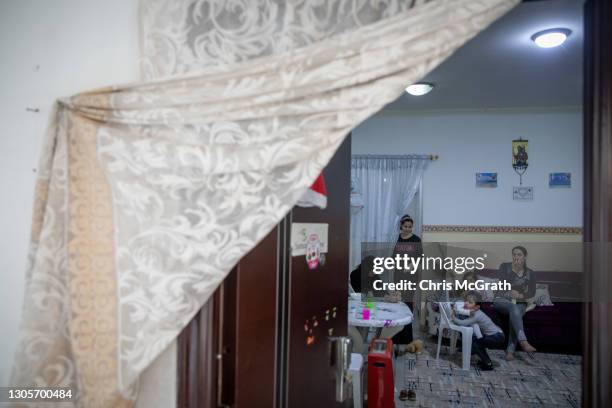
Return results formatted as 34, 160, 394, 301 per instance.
0, 0, 610, 407
347, 0, 584, 405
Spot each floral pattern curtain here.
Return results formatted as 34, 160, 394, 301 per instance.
12, 0, 518, 406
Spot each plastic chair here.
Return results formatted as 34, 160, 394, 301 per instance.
435, 302, 473, 370
348, 325, 368, 354
348, 353, 364, 408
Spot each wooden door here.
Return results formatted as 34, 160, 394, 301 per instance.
282, 136, 352, 407
177, 135, 352, 408
177, 228, 279, 408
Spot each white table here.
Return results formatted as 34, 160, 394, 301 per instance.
348, 299, 413, 354
348, 299, 413, 328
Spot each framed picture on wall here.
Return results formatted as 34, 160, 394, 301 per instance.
476, 172, 497, 188
513, 186, 534, 201
549, 172, 571, 188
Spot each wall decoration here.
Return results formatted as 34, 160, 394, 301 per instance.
549, 172, 571, 188
291, 223, 328, 256
305, 234, 321, 269
304, 307, 339, 346
512, 139, 529, 185
476, 172, 498, 188
513, 186, 534, 201
304, 319, 315, 345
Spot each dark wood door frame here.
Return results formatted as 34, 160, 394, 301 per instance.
177, 295, 219, 408
582, 0, 612, 407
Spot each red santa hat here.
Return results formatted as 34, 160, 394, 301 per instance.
297, 174, 327, 209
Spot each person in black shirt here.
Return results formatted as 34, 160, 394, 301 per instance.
393, 215, 423, 302
350, 256, 380, 295
389, 215, 422, 350
396, 214, 422, 243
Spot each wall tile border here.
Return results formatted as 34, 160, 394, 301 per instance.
423, 225, 583, 234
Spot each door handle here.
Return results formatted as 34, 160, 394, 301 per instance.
328, 336, 352, 402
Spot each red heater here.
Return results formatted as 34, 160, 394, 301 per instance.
367, 338, 395, 408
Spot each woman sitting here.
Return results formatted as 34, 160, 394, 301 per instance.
493, 245, 537, 360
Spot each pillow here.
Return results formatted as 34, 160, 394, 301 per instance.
475, 275, 499, 301
531, 283, 554, 306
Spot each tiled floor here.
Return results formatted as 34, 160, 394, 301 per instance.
390, 338, 581, 407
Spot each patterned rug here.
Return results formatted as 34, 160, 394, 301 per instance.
392, 339, 581, 408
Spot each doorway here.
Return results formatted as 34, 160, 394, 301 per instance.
177, 0, 611, 406
349, 0, 585, 405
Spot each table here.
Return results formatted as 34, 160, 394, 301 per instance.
348, 299, 413, 354
348, 299, 413, 329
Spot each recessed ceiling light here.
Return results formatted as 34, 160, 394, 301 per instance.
531, 28, 571, 48
405, 83, 434, 96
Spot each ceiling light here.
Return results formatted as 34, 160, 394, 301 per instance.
405, 83, 434, 96
531, 28, 571, 48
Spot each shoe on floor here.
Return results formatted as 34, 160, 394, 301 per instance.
407, 390, 416, 401
478, 361, 494, 371
399, 390, 416, 401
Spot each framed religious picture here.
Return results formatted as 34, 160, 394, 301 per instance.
512, 139, 529, 185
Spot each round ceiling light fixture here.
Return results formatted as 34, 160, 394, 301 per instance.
531, 28, 571, 48
405, 82, 434, 96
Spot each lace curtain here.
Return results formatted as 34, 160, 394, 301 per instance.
350, 155, 429, 270
140, 0, 443, 79
12, 0, 518, 406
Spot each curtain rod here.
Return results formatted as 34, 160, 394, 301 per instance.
352, 154, 439, 161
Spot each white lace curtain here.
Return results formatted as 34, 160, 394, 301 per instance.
350, 155, 429, 270
12, 0, 518, 406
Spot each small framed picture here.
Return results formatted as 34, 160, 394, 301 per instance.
549, 172, 571, 188
513, 186, 534, 201
476, 172, 497, 188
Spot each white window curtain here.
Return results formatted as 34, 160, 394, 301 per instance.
11, 0, 519, 406
350, 155, 429, 271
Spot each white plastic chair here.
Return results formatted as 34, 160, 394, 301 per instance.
435, 302, 473, 370
348, 353, 364, 408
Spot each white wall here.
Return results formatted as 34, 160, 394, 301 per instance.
352, 109, 583, 227
0, 0, 139, 387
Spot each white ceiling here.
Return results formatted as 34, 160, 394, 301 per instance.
384, 0, 583, 111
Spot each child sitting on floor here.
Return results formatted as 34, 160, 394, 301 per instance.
451, 292, 505, 371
